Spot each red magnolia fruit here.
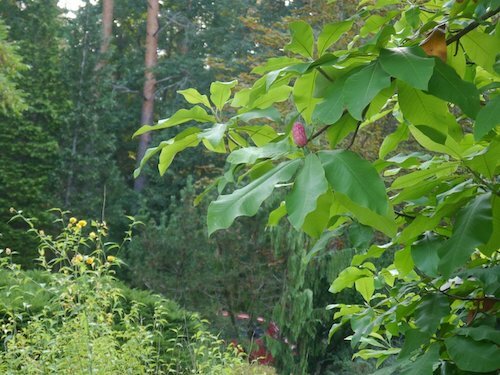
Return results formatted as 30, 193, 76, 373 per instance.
292, 122, 307, 147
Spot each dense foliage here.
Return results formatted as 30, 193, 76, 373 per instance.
0, 211, 277, 374
138, 0, 500, 373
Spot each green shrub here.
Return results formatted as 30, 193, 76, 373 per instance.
0, 210, 250, 374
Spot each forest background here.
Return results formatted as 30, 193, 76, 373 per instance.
1, 0, 498, 374
0, 1, 363, 373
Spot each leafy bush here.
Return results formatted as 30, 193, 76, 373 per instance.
0, 210, 256, 374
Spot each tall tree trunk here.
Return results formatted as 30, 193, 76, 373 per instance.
95, 0, 113, 71
134, 0, 159, 192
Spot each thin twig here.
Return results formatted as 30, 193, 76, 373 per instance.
446, 6, 500, 45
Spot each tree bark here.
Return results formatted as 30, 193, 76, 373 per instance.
95, 0, 113, 71
134, 0, 159, 192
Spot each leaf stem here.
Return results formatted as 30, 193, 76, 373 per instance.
446, 7, 500, 45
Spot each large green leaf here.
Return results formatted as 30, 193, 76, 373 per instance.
379, 47, 435, 90
474, 96, 500, 140
320, 150, 389, 216
235, 107, 281, 123
133, 128, 201, 178
414, 294, 449, 334
158, 131, 202, 175
461, 29, 500, 74
251, 85, 293, 109
286, 154, 329, 229
285, 20, 314, 58
480, 194, 500, 256
411, 233, 442, 277
457, 326, 500, 345
379, 123, 409, 160
312, 75, 346, 125
465, 138, 500, 179
302, 191, 334, 238
207, 159, 301, 235
177, 88, 211, 108
399, 343, 440, 375
445, 336, 500, 373
438, 193, 493, 277
317, 20, 354, 56
199, 123, 227, 148
210, 80, 237, 110
330, 266, 373, 293
355, 277, 375, 302
252, 57, 304, 75
394, 246, 414, 277
398, 81, 458, 138
227, 141, 293, 165
133, 106, 215, 137
391, 162, 459, 189
344, 61, 391, 120
326, 112, 358, 148
293, 71, 321, 123
334, 193, 397, 237
427, 59, 481, 119
237, 125, 279, 147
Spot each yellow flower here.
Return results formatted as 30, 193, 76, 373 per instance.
69, 217, 77, 224
72, 254, 83, 264
85, 257, 94, 265
89, 232, 97, 240
106, 255, 116, 262
77, 220, 87, 228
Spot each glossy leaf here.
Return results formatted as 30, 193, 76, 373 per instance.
326, 112, 358, 148
267, 201, 287, 227
133, 106, 215, 137
312, 75, 346, 125
379, 123, 409, 160
461, 29, 500, 74
210, 80, 237, 110
207, 159, 301, 235
398, 81, 458, 138
394, 246, 414, 278
177, 88, 211, 108
445, 336, 500, 373
329, 266, 373, 293
286, 154, 328, 229
320, 150, 389, 216
411, 233, 441, 277
227, 141, 293, 165
302, 191, 334, 238
414, 294, 449, 334
344, 61, 391, 120
199, 123, 227, 148
293, 71, 321, 124
335, 193, 397, 237
285, 20, 314, 58
158, 130, 201, 175
317, 20, 353, 56
474, 96, 500, 140
427, 59, 481, 119
399, 343, 440, 375
438, 193, 493, 277
235, 107, 281, 123
379, 47, 435, 90
355, 277, 375, 302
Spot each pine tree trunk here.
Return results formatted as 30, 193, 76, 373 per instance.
95, 0, 113, 71
134, 0, 159, 192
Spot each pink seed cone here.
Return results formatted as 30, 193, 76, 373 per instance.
292, 122, 307, 147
